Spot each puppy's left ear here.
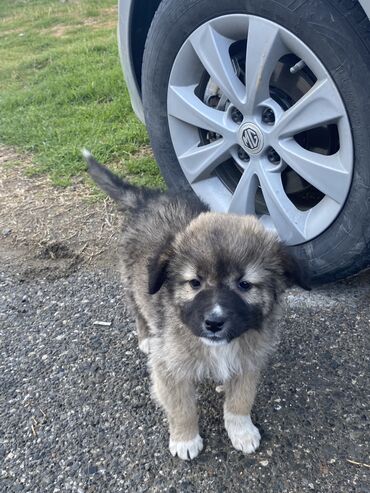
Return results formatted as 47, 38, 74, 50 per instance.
147, 235, 174, 295
279, 246, 311, 290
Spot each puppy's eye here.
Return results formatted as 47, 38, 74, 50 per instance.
238, 280, 252, 291
189, 279, 201, 289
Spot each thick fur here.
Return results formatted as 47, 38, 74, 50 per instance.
84, 150, 310, 460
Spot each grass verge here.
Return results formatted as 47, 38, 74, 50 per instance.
0, 0, 163, 188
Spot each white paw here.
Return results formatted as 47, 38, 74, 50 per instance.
224, 412, 261, 454
169, 434, 203, 460
138, 338, 150, 354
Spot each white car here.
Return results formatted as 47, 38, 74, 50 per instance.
118, 0, 370, 284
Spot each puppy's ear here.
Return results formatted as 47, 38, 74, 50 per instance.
279, 246, 311, 290
147, 235, 174, 295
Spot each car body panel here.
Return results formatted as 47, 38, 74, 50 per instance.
118, 0, 145, 121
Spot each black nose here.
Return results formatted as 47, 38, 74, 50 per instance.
204, 315, 225, 333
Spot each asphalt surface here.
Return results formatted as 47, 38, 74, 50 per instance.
0, 264, 369, 493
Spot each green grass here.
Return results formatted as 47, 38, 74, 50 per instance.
0, 0, 163, 188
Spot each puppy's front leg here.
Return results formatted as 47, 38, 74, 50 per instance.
136, 313, 151, 354
151, 366, 203, 460
223, 371, 261, 454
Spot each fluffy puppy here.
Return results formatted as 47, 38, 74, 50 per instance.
83, 150, 309, 460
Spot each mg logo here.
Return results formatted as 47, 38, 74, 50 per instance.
242, 128, 260, 150
239, 123, 264, 154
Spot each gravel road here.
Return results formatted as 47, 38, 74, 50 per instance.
0, 263, 369, 493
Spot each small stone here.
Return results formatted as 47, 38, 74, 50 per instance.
260, 460, 269, 467
86, 465, 98, 475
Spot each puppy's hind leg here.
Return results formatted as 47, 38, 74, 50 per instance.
151, 366, 203, 460
136, 313, 151, 354
223, 371, 261, 454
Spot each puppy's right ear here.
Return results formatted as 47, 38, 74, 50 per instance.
147, 235, 174, 295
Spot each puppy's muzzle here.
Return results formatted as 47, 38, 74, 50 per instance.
203, 312, 225, 334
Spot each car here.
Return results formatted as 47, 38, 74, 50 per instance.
118, 0, 370, 284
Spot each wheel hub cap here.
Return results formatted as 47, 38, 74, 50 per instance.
239, 122, 264, 155
167, 14, 353, 245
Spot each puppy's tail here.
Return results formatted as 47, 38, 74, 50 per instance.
82, 149, 143, 210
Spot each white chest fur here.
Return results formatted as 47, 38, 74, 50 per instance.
206, 341, 243, 382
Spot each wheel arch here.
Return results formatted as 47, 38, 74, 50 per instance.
118, 0, 163, 121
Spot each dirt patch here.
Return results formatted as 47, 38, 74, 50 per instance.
45, 21, 115, 38
81, 17, 117, 30
133, 145, 154, 159
47, 20, 116, 38
0, 146, 120, 279
101, 7, 118, 15
48, 25, 69, 38
46, 12, 117, 38
0, 27, 25, 38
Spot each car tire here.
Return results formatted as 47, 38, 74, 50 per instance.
142, 0, 370, 284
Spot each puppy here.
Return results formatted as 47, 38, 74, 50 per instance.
83, 150, 309, 460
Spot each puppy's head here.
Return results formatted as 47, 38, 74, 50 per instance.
148, 212, 310, 345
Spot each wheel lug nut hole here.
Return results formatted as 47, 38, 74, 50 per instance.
267, 147, 280, 164
262, 107, 275, 125
238, 146, 250, 162
231, 107, 243, 124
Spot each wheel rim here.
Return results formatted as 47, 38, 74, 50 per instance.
167, 15, 353, 245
